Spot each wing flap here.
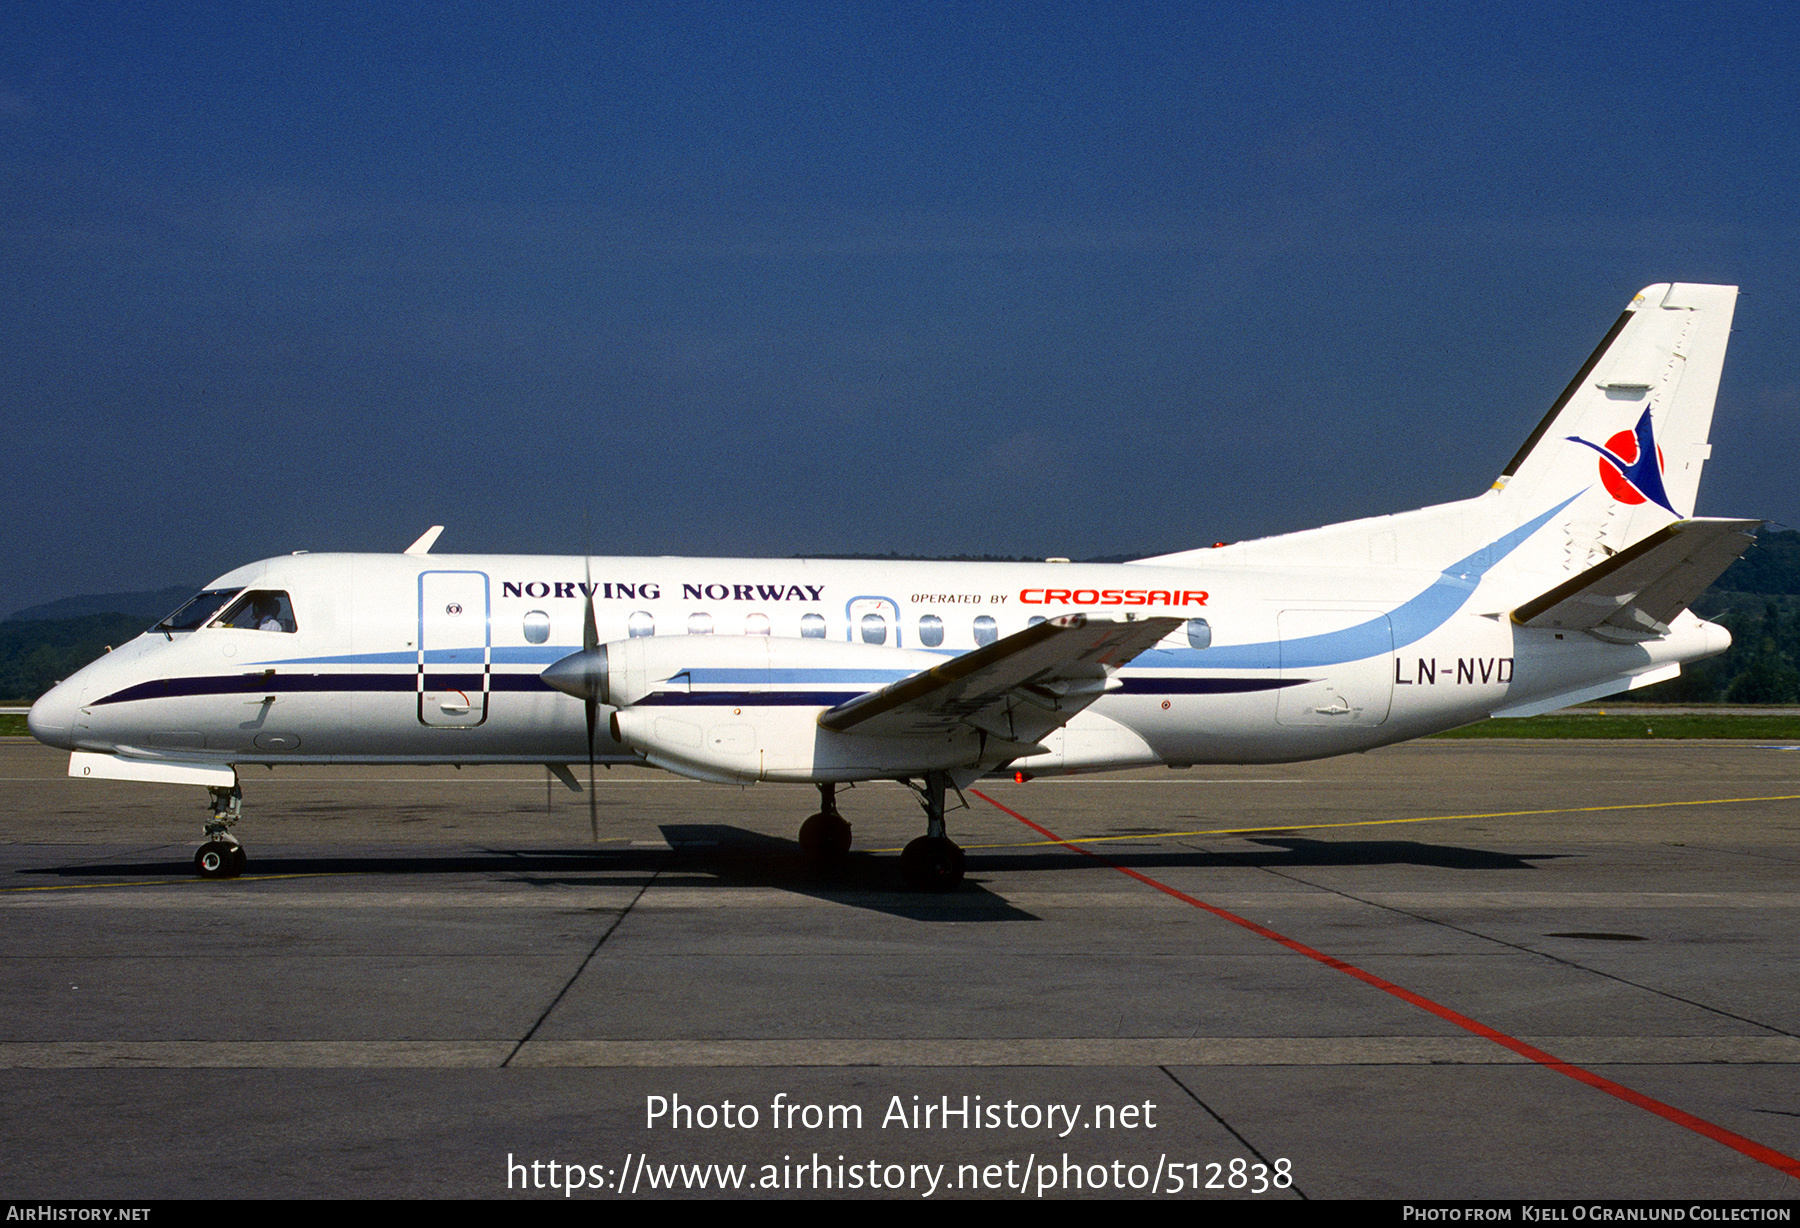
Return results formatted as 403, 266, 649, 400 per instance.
1512, 518, 1758, 634
818, 613, 1183, 740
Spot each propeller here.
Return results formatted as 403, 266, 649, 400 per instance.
583, 552, 599, 841
540, 555, 607, 840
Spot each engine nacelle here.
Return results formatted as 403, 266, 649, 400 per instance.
544, 635, 987, 784
609, 703, 983, 784
545, 633, 945, 709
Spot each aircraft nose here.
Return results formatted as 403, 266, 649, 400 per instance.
27, 681, 81, 750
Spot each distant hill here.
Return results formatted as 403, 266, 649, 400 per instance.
7, 586, 195, 623
0, 613, 152, 703
1712, 527, 1800, 596
1, 587, 194, 703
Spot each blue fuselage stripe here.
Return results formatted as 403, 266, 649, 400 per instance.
91, 672, 1306, 706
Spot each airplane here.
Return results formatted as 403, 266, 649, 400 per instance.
27, 283, 1758, 891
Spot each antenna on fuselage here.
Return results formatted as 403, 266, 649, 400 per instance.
404, 526, 445, 555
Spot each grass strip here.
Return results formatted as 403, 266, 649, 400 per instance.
1432, 713, 1800, 740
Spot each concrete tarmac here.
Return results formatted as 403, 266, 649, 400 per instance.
1, 737, 1797, 1200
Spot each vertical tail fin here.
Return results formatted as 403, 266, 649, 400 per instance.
1492, 283, 1737, 566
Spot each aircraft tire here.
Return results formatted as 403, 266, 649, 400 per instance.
799, 812, 852, 867
195, 841, 242, 880
900, 836, 964, 892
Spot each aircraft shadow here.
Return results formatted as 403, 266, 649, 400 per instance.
14, 824, 1036, 922
971, 835, 1564, 874
16, 829, 1562, 921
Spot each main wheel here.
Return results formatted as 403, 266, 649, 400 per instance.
900, 835, 965, 892
799, 812, 853, 867
195, 840, 243, 880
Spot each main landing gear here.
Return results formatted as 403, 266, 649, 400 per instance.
194, 783, 247, 880
899, 771, 965, 893
795, 774, 966, 891
799, 783, 853, 868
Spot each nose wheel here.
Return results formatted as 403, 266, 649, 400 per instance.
195, 840, 246, 879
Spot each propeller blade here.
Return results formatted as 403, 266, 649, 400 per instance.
583, 556, 598, 654
585, 552, 598, 841
586, 694, 598, 842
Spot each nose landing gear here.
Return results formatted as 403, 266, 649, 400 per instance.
195, 784, 246, 879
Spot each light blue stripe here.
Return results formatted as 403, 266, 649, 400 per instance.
265, 645, 576, 666
492, 646, 571, 664
1146, 494, 1577, 671
684, 668, 916, 685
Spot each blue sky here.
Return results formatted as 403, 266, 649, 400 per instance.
3, 2, 1796, 615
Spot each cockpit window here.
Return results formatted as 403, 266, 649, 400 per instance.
212, 590, 298, 633
155, 588, 243, 633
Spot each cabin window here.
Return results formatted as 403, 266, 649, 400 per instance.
973, 615, 998, 646
156, 588, 243, 633
1027, 616, 1045, 627
745, 612, 771, 636
687, 611, 714, 635
917, 614, 944, 647
628, 611, 655, 638
800, 613, 826, 639
860, 613, 887, 645
522, 610, 550, 644
212, 590, 297, 633
1186, 618, 1212, 650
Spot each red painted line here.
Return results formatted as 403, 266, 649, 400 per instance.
969, 787, 1800, 1182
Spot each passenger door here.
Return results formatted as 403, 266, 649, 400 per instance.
418, 571, 490, 727
845, 596, 902, 647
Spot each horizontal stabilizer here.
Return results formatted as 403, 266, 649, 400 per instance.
819, 613, 1181, 742
1511, 518, 1759, 635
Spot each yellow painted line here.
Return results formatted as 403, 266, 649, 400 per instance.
877, 791, 1800, 852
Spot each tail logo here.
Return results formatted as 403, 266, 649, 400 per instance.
1567, 407, 1677, 515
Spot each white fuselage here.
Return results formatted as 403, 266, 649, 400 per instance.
27, 545, 1724, 784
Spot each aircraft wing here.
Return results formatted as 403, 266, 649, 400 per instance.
1512, 518, 1760, 635
817, 613, 1183, 743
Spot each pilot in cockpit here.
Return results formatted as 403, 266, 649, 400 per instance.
207, 589, 296, 633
